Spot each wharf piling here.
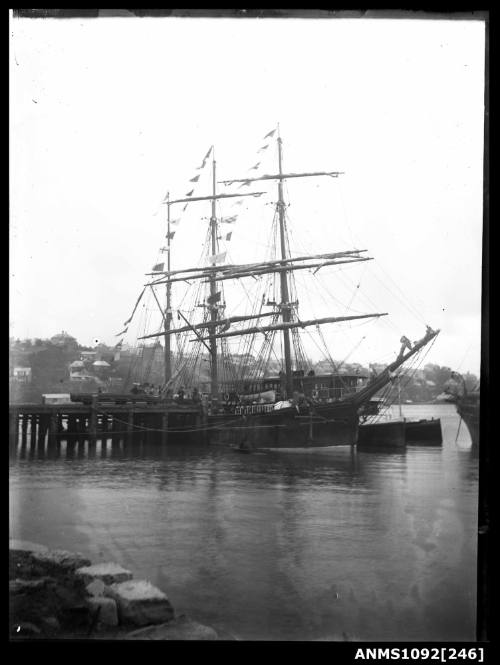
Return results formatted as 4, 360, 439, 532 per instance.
89, 396, 98, 442
9, 412, 18, 453
9, 398, 204, 457
30, 415, 37, 449
127, 410, 134, 436
48, 412, 58, 448
21, 416, 28, 446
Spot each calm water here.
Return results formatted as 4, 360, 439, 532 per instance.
10, 404, 478, 641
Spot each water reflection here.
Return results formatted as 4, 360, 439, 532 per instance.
10, 405, 478, 641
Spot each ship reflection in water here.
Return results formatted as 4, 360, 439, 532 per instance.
10, 405, 478, 641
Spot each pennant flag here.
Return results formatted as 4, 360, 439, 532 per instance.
182, 204, 188, 211
258, 144, 269, 153
250, 162, 260, 170
225, 232, 232, 241
152, 262, 165, 272
221, 215, 237, 224
197, 146, 213, 169
238, 180, 251, 189
206, 291, 221, 305
209, 251, 226, 265
123, 288, 146, 326
167, 231, 176, 239
186, 189, 194, 197
115, 327, 128, 337
190, 174, 200, 183
263, 128, 276, 139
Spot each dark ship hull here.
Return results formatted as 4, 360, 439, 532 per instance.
358, 419, 406, 450
208, 401, 360, 448
405, 418, 442, 445
206, 334, 439, 449
456, 392, 479, 447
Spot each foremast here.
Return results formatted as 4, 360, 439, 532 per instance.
163, 152, 264, 400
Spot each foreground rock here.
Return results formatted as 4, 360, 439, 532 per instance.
126, 615, 219, 640
9, 550, 91, 637
86, 579, 107, 597
85, 596, 119, 627
10, 577, 55, 594
76, 562, 133, 586
106, 580, 174, 626
32, 549, 92, 573
10, 542, 220, 640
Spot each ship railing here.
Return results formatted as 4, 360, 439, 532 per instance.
235, 404, 275, 416
313, 387, 359, 401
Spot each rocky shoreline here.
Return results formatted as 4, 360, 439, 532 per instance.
9, 540, 224, 640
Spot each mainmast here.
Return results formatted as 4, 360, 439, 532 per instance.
209, 155, 219, 398
164, 193, 172, 384
218, 128, 344, 398
276, 131, 293, 396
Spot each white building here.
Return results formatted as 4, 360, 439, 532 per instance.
69, 360, 86, 381
12, 367, 32, 383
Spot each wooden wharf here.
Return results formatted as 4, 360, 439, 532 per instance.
9, 397, 206, 455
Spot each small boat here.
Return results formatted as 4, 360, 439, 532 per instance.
405, 418, 442, 445
357, 419, 406, 450
390, 375, 442, 445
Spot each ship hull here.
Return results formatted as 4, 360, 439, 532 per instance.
358, 420, 406, 450
456, 394, 480, 447
405, 418, 442, 445
207, 402, 359, 448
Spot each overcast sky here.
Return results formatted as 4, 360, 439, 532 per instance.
10, 14, 485, 375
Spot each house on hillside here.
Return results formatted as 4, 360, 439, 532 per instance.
94, 343, 115, 364
92, 360, 111, 378
69, 360, 86, 381
12, 367, 32, 383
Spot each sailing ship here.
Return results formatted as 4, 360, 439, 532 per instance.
120, 127, 439, 449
